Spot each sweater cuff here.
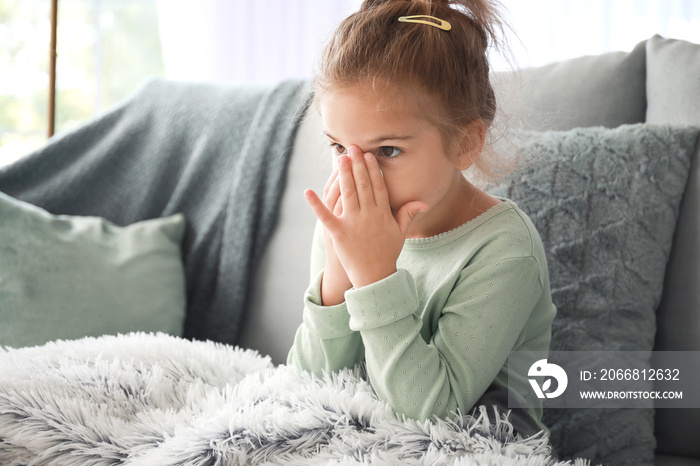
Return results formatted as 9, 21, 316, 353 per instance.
345, 269, 419, 331
303, 269, 354, 339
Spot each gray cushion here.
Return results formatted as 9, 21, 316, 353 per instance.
493, 39, 647, 131
0, 192, 186, 348
646, 35, 700, 125
646, 34, 700, 458
242, 107, 330, 364
487, 124, 699, 466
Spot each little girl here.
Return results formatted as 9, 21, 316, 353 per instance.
287, 0, 556, 437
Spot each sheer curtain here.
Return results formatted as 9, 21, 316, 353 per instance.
498, 0, 700, 70
156, 0, 362, 84
155, 0, 700, 83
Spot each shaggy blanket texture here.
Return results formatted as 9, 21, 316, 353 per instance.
0, 333, 589, 465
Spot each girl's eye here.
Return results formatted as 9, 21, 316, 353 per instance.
378, 146, 401, 158
331, 143, 347, 155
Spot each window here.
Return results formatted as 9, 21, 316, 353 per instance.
2, 0, 699, 167
0, 0, 164, 166
497, 0, 700, 70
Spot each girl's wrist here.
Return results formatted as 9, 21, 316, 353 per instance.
321, 270, 352, 306
349, 266, 397, 289
320, 283, 349, 306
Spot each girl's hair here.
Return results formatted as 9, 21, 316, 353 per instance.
314, 0, 513, 183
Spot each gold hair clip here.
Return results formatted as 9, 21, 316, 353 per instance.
398, 15, 452, 31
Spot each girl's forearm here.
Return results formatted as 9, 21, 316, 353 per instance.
287, 323, 364, 375
287, 268, 365, 374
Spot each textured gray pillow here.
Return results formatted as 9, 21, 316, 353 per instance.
486, 124, 699, 466
0, 192, 187, 348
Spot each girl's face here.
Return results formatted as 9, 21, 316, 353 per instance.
319, 83, 475, 238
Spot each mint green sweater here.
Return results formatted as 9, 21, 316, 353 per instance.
287, 199, 556, 432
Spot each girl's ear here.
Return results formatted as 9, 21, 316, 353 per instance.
455, 118, 486, 170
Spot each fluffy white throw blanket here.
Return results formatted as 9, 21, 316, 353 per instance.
0, 333, 588, 465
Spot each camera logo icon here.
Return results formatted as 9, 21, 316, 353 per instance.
528, 359, 568, 399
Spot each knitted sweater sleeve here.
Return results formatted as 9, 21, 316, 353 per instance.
286, 222, 364, 374
344, 254, 543, 421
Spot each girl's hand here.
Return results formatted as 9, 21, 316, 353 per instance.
319, 169, 353, 306
305, 146, 428, 289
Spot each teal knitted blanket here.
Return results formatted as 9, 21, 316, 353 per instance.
0, 78, 312, 345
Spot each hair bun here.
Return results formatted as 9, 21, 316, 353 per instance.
362, 0, 451, 8
360, 0, 393, 9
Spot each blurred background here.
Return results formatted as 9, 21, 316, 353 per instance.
1, 0, 699, 167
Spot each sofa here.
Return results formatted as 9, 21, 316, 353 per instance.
0, 34, 699, 465
240, 34, 700, 465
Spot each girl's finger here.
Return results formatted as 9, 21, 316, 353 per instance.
348, 146, 375, 207
333, 194, 343, 216
363, 152, 390, 209
323, 169, 339, 199
325, 174, 341, 211
337, 154, 359, 212
395, 200, 429, 236
304, 189, 339, 232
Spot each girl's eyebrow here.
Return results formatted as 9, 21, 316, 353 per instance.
323, 131, 414, 144
368, 134, 414, 144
